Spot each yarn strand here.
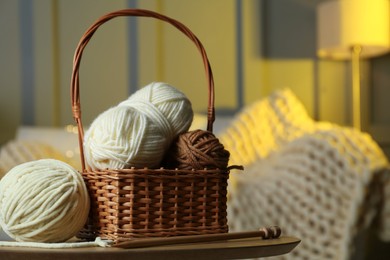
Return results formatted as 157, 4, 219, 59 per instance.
0, 237, 112, 249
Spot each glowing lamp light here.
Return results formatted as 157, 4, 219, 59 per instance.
317, 0, 390, 129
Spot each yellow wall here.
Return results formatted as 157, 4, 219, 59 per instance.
1, 0, 389, 150
136, 0, 319, 119
137, 0, 238, 112
1, 0, 130, 140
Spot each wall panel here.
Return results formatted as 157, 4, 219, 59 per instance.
317, 60, 349, 125
57, 0, 129, 127
0, 0, 22, 143
33, 0, 56, 126
242, 0, 266, 104
138, 0, 237, 113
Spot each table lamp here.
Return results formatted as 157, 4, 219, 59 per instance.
317, 0, 390, 130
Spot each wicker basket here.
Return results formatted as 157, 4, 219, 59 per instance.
70, 9, 231, 244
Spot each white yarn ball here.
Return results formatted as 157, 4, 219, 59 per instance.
0, 159, 89, 243
84, 82, 193, 170
122, 82, 194, 135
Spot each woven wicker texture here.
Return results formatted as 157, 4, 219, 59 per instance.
70, 9, 230, 243
78, 168, 229, 243
219, 89, 389, 259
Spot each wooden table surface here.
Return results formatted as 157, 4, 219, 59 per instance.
0, 236, 300, 260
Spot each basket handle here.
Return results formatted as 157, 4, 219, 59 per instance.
70, 9, 215, 171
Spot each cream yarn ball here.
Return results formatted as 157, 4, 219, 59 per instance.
84, 82, 193, 170
0, 159, 89, 243
122, 82, 194, 135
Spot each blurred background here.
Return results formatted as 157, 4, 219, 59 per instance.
1, 0, 389, 156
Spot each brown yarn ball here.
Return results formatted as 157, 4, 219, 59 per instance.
162, 129, 230, 170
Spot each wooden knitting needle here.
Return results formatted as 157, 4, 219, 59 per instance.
115, 226, 282, 249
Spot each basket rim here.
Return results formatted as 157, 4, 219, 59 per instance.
81, 165, 241, 174
80, 167, 233, 180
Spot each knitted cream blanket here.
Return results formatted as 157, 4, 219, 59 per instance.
219, 89, 389, 259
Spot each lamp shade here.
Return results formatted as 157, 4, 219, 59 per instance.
317, 0, 390, 60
